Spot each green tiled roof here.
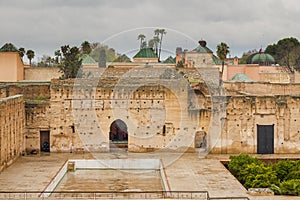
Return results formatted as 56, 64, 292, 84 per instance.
246, 52, 276, 65
193, 40, 213, 53
133, 48, 157, 58
163, 56, 175, 64
81, 54, 97, 64
0, 43, 18, 52
213, 55, 222, 65
229, 73, 254, 82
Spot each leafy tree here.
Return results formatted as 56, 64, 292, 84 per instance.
90, 43, 117, 62
265, 37, 300, 72
113, 54, 131, 62
81, 41, 92, 54
137, 34, 146, 50
18, 47, 25, 61
238, 49, 258, 64
58, 45, 82, 79
217, 42, 230, 77
154, 29, 167, 61
26, 49, 35, 66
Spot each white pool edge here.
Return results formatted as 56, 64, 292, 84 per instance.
41, 159, 171, 197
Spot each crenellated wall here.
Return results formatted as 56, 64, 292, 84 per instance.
0, 95, 25, 172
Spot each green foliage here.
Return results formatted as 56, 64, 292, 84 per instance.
26, 49, 35, 65
81, 41, 92, 55
228, 154, 262, 182
241, 163, 278, 189
90, 44, 117, 62
58, 45, 82, 79
113, 54, 131, 62
273, 160, 296, 181
228, 154, 300, 196
18, 47, 25, 60
265, 37, 300, 72
279, 179, 300, 196
238, 49, 258, 64
217, 42, 230, 75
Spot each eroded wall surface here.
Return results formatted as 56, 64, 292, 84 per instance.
0, 95, 25, 172
49, 78, 210, 153
212, 95, 300, 154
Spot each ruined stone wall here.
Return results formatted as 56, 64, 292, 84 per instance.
24, 67, 62, 81
0, 83, 51, 153
0, 95, 25, 172
0, 82, 50, 99
224, 82, 300, 95
185, 52, 214, 68
25, 100, 50, 153
48, 78, 209, 153
212, 95, 300, 154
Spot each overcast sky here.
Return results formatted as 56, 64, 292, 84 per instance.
1, 0, 300, 62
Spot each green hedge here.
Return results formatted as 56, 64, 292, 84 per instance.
228, 154, 300, 196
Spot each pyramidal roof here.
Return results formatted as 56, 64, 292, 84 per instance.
193, 40, 213, 53
81, 54, 97, 65
133, 48, 157, 58
0, 43, 18, 52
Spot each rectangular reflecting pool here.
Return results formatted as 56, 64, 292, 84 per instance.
41, 159, 170, 197
54, 169, 163, 191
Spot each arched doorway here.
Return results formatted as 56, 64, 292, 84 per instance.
109, 119, 128, 142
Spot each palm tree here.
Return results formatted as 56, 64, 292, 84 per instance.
26, 50, 35, 66
154, 29, 167, 61
217, 42, 230, 78
18, 47, 25, 61
54, 50, 61, 64
148, 36, 160, 55
137, 34, 146, 49
81, 41, 92, 54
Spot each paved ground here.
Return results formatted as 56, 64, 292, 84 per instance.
0, 151, 299, 199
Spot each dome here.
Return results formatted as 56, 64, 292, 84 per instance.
229, 73, 254, 82
247, 52, 275, 66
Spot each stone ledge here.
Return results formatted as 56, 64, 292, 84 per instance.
248, 188, 274, 196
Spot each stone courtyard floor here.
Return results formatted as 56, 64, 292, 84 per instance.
0, 151, 299, 199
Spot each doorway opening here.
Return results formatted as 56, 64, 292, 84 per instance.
257, 125, 274, 154
40, 130, 50, 152
109, 119, 128, 149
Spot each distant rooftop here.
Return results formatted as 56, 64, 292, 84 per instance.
246, 52, 276, 66
0, 43, 18, 52
229, 73, 254, 82
81, 54, 97, 65
133, 48, 157, 58
193, 40, 213, 53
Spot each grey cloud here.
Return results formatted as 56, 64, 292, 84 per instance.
0, 0, 299, 60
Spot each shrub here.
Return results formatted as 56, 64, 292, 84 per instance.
228, 154, 262, 184
280, 179, 300, 196
273, 160, 295, 181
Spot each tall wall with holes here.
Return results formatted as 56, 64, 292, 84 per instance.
212, 95, 300, 154
49, 79, 211, 153
0, 95, 25, 172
